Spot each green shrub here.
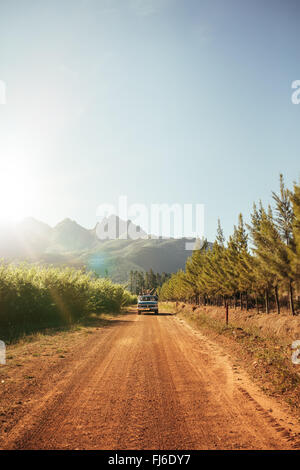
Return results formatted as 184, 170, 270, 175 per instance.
121, 290, 137, 306
0, 262, 130, 342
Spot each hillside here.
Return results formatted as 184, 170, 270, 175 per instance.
0, 217, 208, 282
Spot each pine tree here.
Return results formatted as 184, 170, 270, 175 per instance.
272, 176, 295, 314
272, 174, 294, 245
129, 270, 134, 293
248, 203, 277, 313
185, 239, 209, 304
234, 214, 251, 309
290, 182, 300, 282
223, 234, 240, 307
159, 176, 298, 316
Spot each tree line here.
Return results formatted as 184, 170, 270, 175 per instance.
129, 269, 171, 295
159, 176, 300, 315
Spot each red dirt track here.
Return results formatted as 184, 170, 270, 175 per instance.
1, 311, 300, 450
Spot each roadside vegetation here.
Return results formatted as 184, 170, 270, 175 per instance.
0, 263, 136, 342
160, 175, 300, 316
128, 269, 170, 294
171, 302, 300, 409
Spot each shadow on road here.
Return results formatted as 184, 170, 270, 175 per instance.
81, 313, 134, 329
2, 315, 134, 344
141, 312, 174, 316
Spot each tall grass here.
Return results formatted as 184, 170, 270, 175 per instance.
0, 263, 137, 342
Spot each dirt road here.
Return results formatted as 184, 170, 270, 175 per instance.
1, 311, 300, 450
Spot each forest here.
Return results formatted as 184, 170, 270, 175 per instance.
129, 269, 171, 295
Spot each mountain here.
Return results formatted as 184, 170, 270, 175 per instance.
17, 217, 53, 253
51, 218, 98, 252
0, 216, 209, 282
95, 215, 148, 241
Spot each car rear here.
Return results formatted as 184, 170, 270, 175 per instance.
137, 295, 158, 315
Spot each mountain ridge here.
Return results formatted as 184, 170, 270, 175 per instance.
0, 216, 209, 282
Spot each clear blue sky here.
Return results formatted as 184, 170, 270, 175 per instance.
0, 0, 299, 241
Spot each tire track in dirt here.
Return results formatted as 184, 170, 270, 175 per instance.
114, 315, 196, 449
169, 315, 300, 449
2, 311, 300, 449
3, 316, 139, 449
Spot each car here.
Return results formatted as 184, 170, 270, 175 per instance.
137, 295, 158, 315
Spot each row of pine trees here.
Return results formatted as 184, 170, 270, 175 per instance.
129, 269, 171, 295
159, 176, 300, 315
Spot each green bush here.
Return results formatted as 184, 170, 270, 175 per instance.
121, 290, 137, 307
0, 262, 131, 342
